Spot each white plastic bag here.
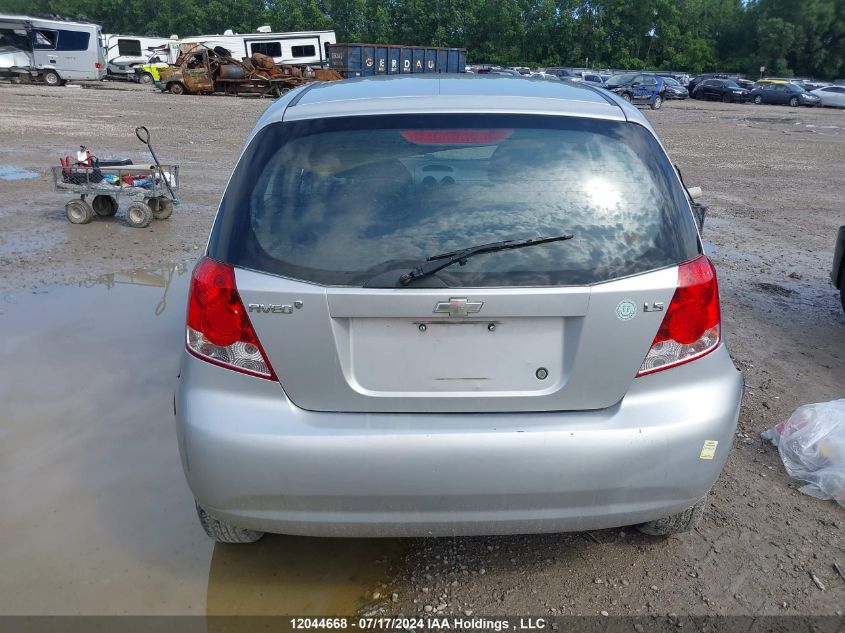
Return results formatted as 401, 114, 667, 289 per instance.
762, 399, 845, 506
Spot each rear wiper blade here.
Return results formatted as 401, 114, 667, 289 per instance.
399, 234, 574, 286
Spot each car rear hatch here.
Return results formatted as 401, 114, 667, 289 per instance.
208, 112, 701, 413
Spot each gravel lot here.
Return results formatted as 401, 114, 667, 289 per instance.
0, 81, 843, 618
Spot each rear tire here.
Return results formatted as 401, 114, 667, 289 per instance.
650, 95, 663, 110
840, 275, 845, 316
126, 201, 153, 228
196, 503, 264, 544
621, 92, 632, 103
169, 82, 186, 95
43, 70, 62, 87
92, 194, 118, 217
152, 197, 173, 220
637, 491, 708, 536
65, 199, 93, 224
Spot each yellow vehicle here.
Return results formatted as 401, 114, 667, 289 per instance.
136, 56, 170, 84
756, 78, 790, 86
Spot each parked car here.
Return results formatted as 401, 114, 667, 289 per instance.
833, 226, 845, 315
659, 75, 689, 99
687, 73, 729, 94
604, 72, 666, 109
754, 78, 789, 88
750, 82, 821, 107
692, 79, 750, 103
579, 72, 605, 86
803, 81, 829, 92
176, 74, 742, 544
810, 85, 845, 108
541, 67, 574, 78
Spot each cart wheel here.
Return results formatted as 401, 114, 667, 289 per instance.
66, 199, 93, 224
92, 194, 118, 217
126, 201, 153, 228
153, 197, 173, 220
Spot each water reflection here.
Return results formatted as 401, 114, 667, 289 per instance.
0, 261, 402, 616
0, 263, 203, 615
79, 262, 189, 315
206, 536, 405, 616
0, 164, 38, 181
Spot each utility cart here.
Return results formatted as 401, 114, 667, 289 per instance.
52, 162, 179, 228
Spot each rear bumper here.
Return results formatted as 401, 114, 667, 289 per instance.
176, 345, 743, 537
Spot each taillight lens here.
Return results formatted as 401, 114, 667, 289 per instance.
95, 62, 102, 69
637, 256, 721, 376
186, 257, 276, 380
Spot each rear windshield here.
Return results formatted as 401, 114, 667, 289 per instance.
209, 114, 700, 287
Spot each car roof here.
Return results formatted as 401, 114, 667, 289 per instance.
255, 75, 648, 130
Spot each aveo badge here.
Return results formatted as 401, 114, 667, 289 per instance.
615, 300, 637, 321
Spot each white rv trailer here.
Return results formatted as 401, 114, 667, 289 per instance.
102, 33, 176, 67
179, 27, 336, 67
0, 14, 105, 84
101, 33, 177, 79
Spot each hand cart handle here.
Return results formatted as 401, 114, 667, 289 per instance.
135, 126, 151, 145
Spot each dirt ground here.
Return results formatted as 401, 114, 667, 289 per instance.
0, 81, 843, 619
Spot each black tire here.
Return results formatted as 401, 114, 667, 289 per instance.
196, 503, 264, 544
92, 194, 118, 217
650, 95, 663, 110
753, 94, 763, 105
637, 491, 709, 536
126, 201, 153, 228
789, 96, 799, 107
621, 92, 632, 103
43, 70, 62, 86
840, 282, 844, 316
139, 72, 154, 85
152, 197, 173, 220
721, 93, 732, 103
168, 82, 186, 95
65, 199, 93, 224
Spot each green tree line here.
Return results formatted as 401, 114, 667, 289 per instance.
2, 0, 844, 78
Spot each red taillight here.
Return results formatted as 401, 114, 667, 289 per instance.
186, 257, 276, 380
400, 129, 513, 145
638, 255, 721, 376
95, 62, 102, 69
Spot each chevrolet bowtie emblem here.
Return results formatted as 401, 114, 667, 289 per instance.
433, 298, 484, 317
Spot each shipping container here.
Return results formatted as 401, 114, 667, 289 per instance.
327, 43, 466, 78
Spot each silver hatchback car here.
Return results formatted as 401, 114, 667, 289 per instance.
177, 75, 743, 543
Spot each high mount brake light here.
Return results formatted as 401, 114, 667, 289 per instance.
186, 257, 277, 380
400, 129, 513, 145
638, 256, 721, 376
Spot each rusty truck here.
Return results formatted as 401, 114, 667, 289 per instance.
155, 43, 342, 97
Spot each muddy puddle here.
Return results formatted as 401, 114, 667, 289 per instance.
0, 262, 402, 615
0, 164, 38, 180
